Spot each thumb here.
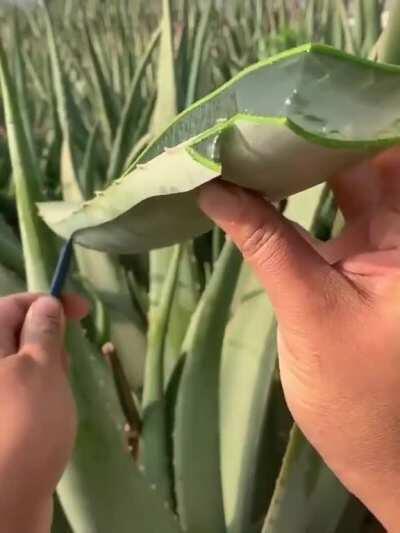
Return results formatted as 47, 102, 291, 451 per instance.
198, 181, 347, 324
20, 296, 65, 364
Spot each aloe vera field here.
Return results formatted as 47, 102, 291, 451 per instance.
0, 0, 397, 532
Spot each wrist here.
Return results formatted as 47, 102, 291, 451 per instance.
2, 497, 53, 533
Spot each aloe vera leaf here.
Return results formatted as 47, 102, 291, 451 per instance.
220, 263, 278, 533
335, 0, 355, 54
0, 43, 56, 291
51, 496, 72, 533
141, 245, 182, 506
83, 14, 116, 149
185, 0, 213, 108
361, 0, 381, 57
305, 0, 316, 41
60, 323, 183, 533
44, 1, 147, 391
334, 497, 368, 533
378, 0, 400, 65
176, 0, 190, 112
106, 27, 160, 182
0, 262, 24, 295
12, 10, 39, 178
331, 2, 343, 50
262, 426, 349, 533
220, 185, 325, 533
80, 123, 99, 199
150, 0, 177, 135
44, 297, 182, 533
354, 0, 364, 52
0, 214, 24, 278
39, 44, 400, 253
174, 241, 242, 533
142, 0, 180, 452
1, 26, 182, 533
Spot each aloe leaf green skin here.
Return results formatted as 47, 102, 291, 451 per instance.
39, 43, 400, 253
174, 242, 242, 533
262, 427, 349, 533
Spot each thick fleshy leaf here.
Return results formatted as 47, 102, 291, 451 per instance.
0, 214, 24, 278
174, 242, 242, 533
262, 427, 349, 533
39, 43, 400, 253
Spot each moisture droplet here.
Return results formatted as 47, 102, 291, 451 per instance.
164, 146, 177, 154
138, 464, 145, 473
150, 484, 157, 491
211, 136, 221, 163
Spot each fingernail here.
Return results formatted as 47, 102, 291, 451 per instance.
27, 296, 62, 323
197, 181, 242, 221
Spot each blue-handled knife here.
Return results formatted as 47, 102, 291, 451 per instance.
50, 238, 73, 298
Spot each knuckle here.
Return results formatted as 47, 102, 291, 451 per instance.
13, 351, 40, 381
38, 315, 60, 337
45, 312, 60, 329
44, 320, 59, 336
19, 343, 47, 363
241, 221, 284, 271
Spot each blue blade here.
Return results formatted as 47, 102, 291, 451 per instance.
50, 238, 73, 298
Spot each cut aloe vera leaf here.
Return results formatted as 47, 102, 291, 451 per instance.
38, 43, 400, 254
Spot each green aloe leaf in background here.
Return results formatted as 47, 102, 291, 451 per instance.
43, 0, 147, 393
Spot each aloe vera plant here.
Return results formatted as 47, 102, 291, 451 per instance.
39, 44, 400, 253
0, 1, 393, 532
